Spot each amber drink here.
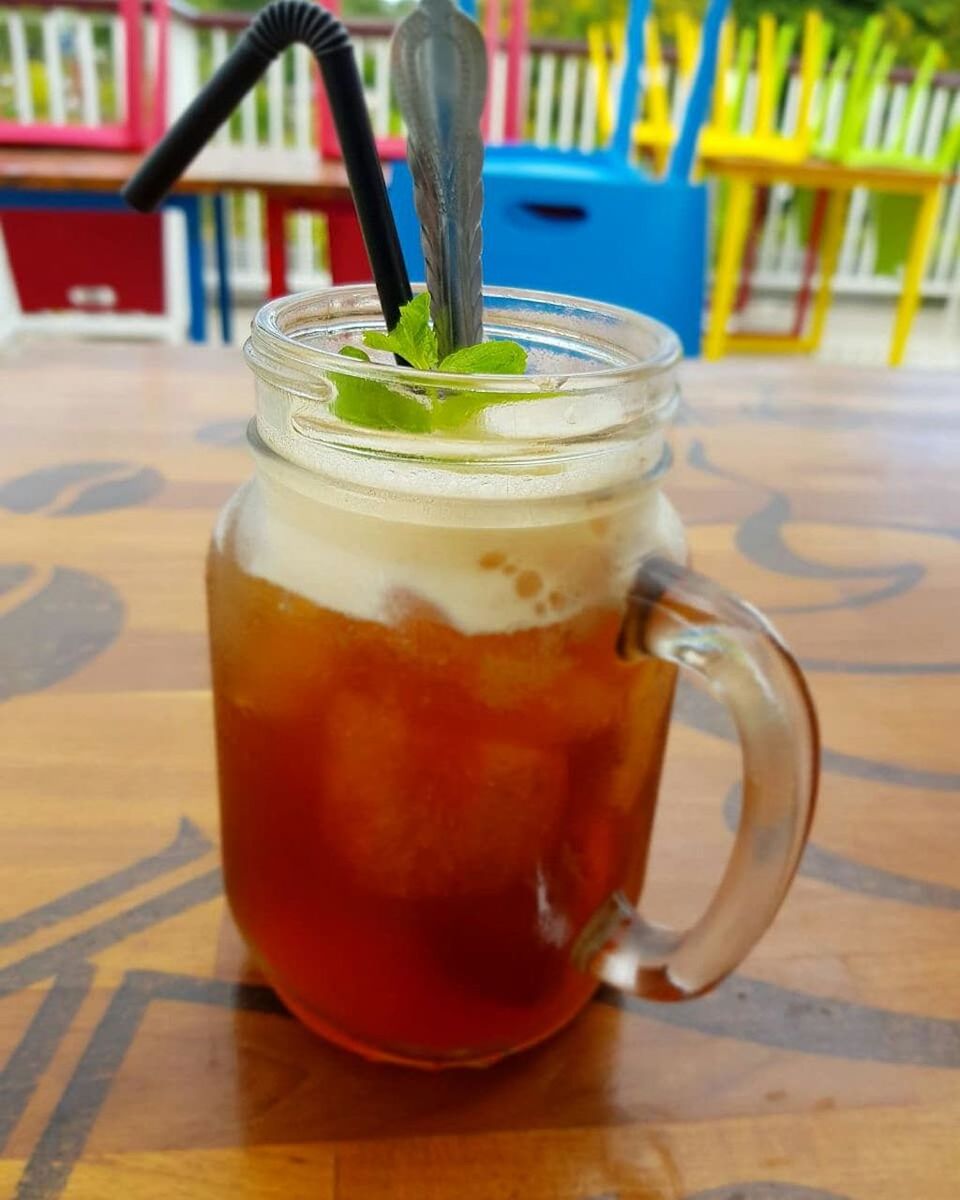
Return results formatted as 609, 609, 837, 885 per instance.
208, 287, 818, 1067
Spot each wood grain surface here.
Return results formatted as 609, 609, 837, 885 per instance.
0, 148, 355, 200
0, 342, 958, 1200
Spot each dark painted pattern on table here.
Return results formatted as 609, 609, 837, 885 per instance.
612, 978, 960, 1068
0, 813, 958, 1197
0, 462, 164, 516
675, 679, 960, 792
0, 820, 212, 948
0, 460, 174, 700
0, 566, 124, 701
0, 965, 94, 1151
723, 786, 960, 912
195, 418, 247, 447
0, 869, 223, 999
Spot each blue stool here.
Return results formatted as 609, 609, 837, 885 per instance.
0, 188, 210, 343
389, 149, 709, 356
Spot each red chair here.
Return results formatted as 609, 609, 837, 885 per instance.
266, 191, 371, 299
0, 0, 206, 342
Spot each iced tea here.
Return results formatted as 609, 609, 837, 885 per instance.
208, 537, 676, 1066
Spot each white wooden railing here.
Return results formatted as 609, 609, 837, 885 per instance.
1, 2, 127, 126
2, 0, 959, 309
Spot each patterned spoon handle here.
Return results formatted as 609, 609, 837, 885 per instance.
392, 0, 487, 357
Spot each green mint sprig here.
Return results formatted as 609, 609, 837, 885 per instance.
330, 292, 529, 433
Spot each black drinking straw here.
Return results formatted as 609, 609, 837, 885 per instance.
123, 0, 413, 330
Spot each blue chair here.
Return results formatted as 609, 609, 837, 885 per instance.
388, 0, 728, 356
391, 147, 708, 355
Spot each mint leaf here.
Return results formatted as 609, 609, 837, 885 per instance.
429, 391, 494, 431
438, 340, 527, 375
334, 293, 535, 435
363, 292, 438, 370
331, 347, 387, 429
331, 347, 430, 432
379, 390, 431, 433
430, 389, 531, 431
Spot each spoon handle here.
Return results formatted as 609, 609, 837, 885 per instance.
392, 0, 487, 357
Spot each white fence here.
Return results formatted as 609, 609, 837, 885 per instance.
1, 4, 128, 126
2, 0, 959, 307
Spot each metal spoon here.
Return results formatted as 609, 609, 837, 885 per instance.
392, 0, 487, 358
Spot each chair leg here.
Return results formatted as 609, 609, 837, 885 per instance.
734, 186, 769, 314
791, 188, 828, 339
266, 196, 289, 300
178, 194, 206, 344
889, 186, 942, 367
211, 193, 232, 345
805, 188, 849, 352
705, 175, 754, 360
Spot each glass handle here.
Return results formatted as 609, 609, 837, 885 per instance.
576, 557, 820, 1001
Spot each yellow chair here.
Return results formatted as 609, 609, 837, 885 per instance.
633, 15, 674, 172
700, 9, 826, 164
588, 21, 618, 146
589, 13, 676, 174
590, 6, 953, 367
703, 22, 954, 366
674, 10, 700, 84
817, 14, 887, 160
838, 39, 952, 364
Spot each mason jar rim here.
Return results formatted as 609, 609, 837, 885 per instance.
245, 284, 682, 397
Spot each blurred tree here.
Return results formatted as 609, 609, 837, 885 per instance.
185, 0, 959, 65
536, 0, 956, 64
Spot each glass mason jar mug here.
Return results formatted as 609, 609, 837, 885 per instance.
208, 286, 818, 1068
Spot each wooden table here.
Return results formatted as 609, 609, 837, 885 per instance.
1, 344, 959, 1199
0, 147, 354, 202
700, 154, 952, 366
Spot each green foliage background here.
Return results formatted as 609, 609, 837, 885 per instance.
188, 0, 958, 67
536, 1, 955, 67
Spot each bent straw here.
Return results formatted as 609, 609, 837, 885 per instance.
123, 0, 412, 329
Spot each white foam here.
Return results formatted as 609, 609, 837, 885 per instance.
220, 447, 687, 635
